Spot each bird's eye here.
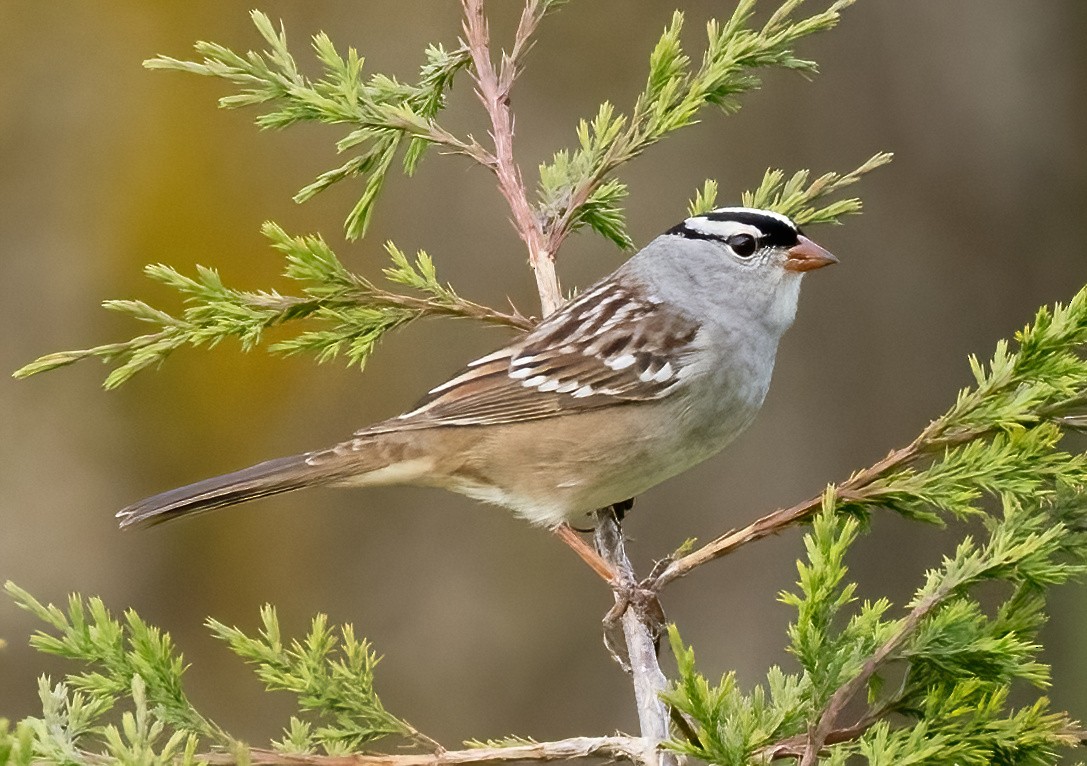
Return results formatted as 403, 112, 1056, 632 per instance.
726, 233, 758, 258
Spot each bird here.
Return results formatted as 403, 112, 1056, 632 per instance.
117, 206, 836, 531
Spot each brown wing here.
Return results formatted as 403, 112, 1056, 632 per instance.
368, 278, 702, 431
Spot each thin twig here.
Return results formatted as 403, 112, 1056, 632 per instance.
503, 1, 549, 92
798, 589, 946, 765
174, 738, 648, 766
246, 288, 535, 332
647, 440, 924, 590
375, 109, 497, 169
649, 379, 1087, 591
758, 709, 886, 761
362, 286, 535, 330
461, 0, 562, 316
402, 722, 446, 755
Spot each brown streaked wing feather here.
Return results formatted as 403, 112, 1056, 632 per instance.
367, 278, 702, 430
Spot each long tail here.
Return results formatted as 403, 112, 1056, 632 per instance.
116, 453, 342, 529
115, 428, 431, 529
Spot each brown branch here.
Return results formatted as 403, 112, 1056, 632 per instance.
798, 587, 946, 766
647, 374, 1087, 592
648, 438, 927, 591
373, 107, 497, 169
360, 287, 535, 330
648, 400, 1062, 592
503, 1, 549, 92
182, 738, 649, 766
759, 709, 885, 761
461, 0, 561, 317
246, 288, 535, 332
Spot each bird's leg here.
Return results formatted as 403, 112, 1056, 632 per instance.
551, 498, 636, 580
551, 523, 619, 584
612, 497, 635, 521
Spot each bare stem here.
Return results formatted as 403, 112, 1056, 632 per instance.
757, 708, 887, 761
247, 289, 535, 332
649, 439, 926, 590
461, 0, 562, 316
595, 513, 675, 766
380, 112, 497, 169
140, 738, 648, 766
798, 588, 945, 765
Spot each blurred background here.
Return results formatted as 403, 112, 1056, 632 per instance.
2, 0, 1086, 747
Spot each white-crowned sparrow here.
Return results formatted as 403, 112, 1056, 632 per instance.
117, 207, 836, 530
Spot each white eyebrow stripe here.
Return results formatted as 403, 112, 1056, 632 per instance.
708, 206, 796, 229
683, 218, 762, 240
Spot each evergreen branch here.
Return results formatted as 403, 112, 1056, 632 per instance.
686, 152, 893, 223
742, 152, 894, 225
207, 606, 437, 754
650, 282, 1087, 590
145, 11, 471, 239
685, 179, 719, 217
793, 492, 1087, 764
10, 331, 185, 390
12, 225, 531, 389
666, 490, 1087, 765
536, 1, 859, 256
798, 569, 950, 764
98, 676, 203, 766
4, 582, 231, 747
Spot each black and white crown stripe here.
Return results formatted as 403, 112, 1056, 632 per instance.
667, 206, 801, 249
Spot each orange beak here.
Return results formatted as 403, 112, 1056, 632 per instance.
784, 235, 838, 272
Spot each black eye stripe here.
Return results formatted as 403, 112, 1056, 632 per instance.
664, 222, 721, 242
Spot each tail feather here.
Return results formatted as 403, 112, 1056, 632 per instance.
117, 453, 342, 529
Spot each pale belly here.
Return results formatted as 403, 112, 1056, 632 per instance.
445, 393, 761, 526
